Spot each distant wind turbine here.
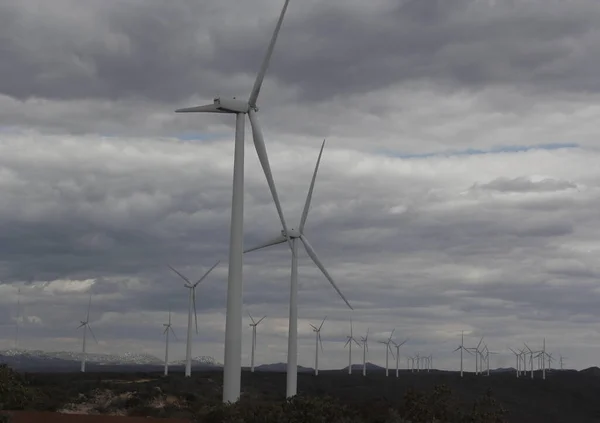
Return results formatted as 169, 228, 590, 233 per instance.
163, 308, 177, 376
175, 0, 293, 403
392, 338, 408, 378
169, 260, 220, 377
344, 320, 361, 375
453, 331, 471, 378
378, 329, 396, 377
360, 329, 369, 376
244, 140, 353, 397
248, 311, 266, 373
508, 347, 521, 378
309, 317, 326, 376
467, 337, 484, 375
14, 288, 21, 350
77, 292, 98, 373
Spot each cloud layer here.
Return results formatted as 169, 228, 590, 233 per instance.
1, 0, 600, 371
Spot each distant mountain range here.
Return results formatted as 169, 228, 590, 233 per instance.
254, 362, 314, 373
343, 362, 386, 371
0, 349, 221, 372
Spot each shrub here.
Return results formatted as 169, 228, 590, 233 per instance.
0, 365, 35, 410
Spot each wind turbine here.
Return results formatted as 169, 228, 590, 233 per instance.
309, 317, 326, 376
244, 140, 353, 397
453, 331, 471, 378
482, 345, 499, 376
175, 0, 293, 403
392, 338, 408, 378
169, 260, 220, 377
14, 288, 21, 350
344, 320, 361, 375
77, 293, 98, 373
360, 329, 369, 376
524, 343, 536, 379
378, 329, 395, 377
248, 312, 266, 373
508, 347, 521, 378
163, 308, 177, 376
559, 354, 566, 370
467, 337, 484, 375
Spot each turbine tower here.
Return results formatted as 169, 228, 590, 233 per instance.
467, 337, 484, 375
392, 338, 408, 378
508, 347, 521, 378
248, 312, 266, 373
309, 317, 326, 376
163, 308, 177, 376
524, 343, 536, 379
360, 329, 369, 376
344, 320, 361, 375
175, 0, 293, 403
77, 293, 98, 373
169, 261, 220, 377
378, 329, 396, 377
244, 140, 353, 397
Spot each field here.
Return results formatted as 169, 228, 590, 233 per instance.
3, 365, 600, 423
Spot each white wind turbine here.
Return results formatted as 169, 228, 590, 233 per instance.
175, 0, 293, 403
163, 308, 177, 376
524, 343, 536, 379
453, 331, 471, 378
344, 320, 361, 375
508, 347, 521, 378
378, 329, 396, 377
248, 312, 266, 373
169, 261, 220, 377
14, 288, 21, 350
360, 329, 369, 376
392, 338, 408, 378
77, 293, 98, 373
467, 337, 484, 375
244, 140, 353, 397
309, 317, 326, 376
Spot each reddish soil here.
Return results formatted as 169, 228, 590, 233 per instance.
6, 412, 190, 423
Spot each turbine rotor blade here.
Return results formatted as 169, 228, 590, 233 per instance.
168, 265, 194, 285
299, 234, 353, 310
175, 103, 230, 114
248, 110, 294, 254
318, 316, 327, 331
344, 338, 351, 347
247, 311, 256, 325
256, 316, 266, 326
193, 288, 199, 334
299, 139, 325, 233
309, 324, 318, 331
319, 333, 324, 352
88, 325, 98, 344
86, 293, 92, 321
244, 234, 287, 254
388, 328, 395, 342
193, 260, 221, 287
248, 0, 291, 108
170, 327, 178, 341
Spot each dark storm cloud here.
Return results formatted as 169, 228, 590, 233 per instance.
1, 0, 599, 105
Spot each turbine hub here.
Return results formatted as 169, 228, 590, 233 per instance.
284, 228, 300, 238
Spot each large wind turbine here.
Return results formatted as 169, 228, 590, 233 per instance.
163, 308, 177, 376
378, 329, 396, 377
77, 293, 98, 373
169, 261, 220, 377
309, 317, 326, 376
175, 0, 293, 403
453, 331, 471, 378
467, 337, 484, 375
360, 329, 369, 376
344, 320, 361, 375
508, 347, 521, 378
392, 338, 408, 378
248, 312, 266, 373
244, 140, 353, 397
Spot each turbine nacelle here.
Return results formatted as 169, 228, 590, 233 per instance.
281, 228, 301, 238
213, 97, 251, 114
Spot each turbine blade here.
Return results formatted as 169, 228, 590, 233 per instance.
168, 265, 194, 285
247, 310, 256, 325
453, 346, 461, 352
477, 336, 484, 350
299, 234, 353, 310
309, 324, 318, 331
318, 316, 327, 331
244, 234, 287, 253
175, 103, 230, 113
256, 316, 266, 326
248, 0, 291, 108
193, 288, 199, 334
299, 139, 325, 233
248, 110, 294, 254
86, 293, 92, 321
163, 326, 169, 334
344, 338, 351, 347
170, 327, 178, 341
88, 325, 98, 344
319, 333, 324, 353
353, 338, 361, 347
388, 328, 395, 342
388, 344, 396, 360
193, 260, 220, 287
77, 322, 85, 329
399, 338, 408, 347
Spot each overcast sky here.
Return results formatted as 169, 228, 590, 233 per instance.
1, 0, 600, 372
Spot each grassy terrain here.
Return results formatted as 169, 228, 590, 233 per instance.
3, 364, 600, 422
